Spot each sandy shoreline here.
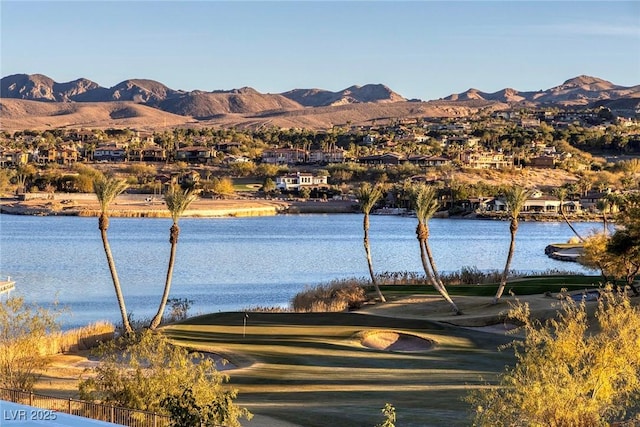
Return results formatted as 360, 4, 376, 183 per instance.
0, 193, 358, 218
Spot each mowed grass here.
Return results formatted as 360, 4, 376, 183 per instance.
162, 311, 515, 427
377, 274, 603, 298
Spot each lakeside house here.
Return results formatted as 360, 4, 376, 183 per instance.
275, 172, 328, 192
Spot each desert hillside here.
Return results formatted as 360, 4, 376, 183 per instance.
1, 73, 638, 131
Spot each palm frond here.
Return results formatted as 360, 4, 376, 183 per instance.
93, 177, 129, 214
357, 183, 383, 215
164, 186, 199, 222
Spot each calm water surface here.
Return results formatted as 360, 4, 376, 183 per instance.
0, 214, 599, 329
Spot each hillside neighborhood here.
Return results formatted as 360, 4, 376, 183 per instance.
1, 100, 639, 220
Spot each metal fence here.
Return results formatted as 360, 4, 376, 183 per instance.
0, 388, 172, 427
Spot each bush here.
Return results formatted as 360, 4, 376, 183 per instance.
79, 330, 251, 426
467, 286, 640, 426
292, 279, 366, 312
0, 297, 61, 391
43, 321, 115, 354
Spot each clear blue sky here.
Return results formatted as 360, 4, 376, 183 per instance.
1, 1, 638, 100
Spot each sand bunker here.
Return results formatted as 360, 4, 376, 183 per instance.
361, 331, 435, 352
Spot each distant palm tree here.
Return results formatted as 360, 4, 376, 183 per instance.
553, 187, 584, 242
493, 186, 529, 304
412, 184, 460, 314
149, 185, 199, 329
93, 177, 132, 334
356, 183, 386, 303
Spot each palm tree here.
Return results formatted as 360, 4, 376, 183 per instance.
553, 187, 584, 242
493, 186, 529, 304
412, 184, 460, 314
356, 183, 386, 303
149, 185, 199, 329
93, 177, 132, 334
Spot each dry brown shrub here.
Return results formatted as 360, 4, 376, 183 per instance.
292, 280, 366, 312
39, 321, 115, 355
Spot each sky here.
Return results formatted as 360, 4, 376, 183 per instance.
1, 1, 639, 101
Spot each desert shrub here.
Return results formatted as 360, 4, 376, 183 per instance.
376, 403, 397, 427
79, 330, 251, 426
164, 298, 193, 324
292, 279, 366, 312
440, 267, 505, 286
376, 271, 424, 285
467, 286, 640, 426
0, 297, 61, 391
43, 321, 115, 354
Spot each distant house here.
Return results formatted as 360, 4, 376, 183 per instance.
129, 144, 167, 162
261, 148, 307, 165
483, 198, 507, 212
461, 151, 512, 169
142, 145, 168, 162
214, 141, 243, 152
529, 155, 556, 169
36, 146, 58, 163
275, 172, 328, 192
580, 190, 615, 212
175, 146, 216, 164
520, 118, 541, 128
406, 155, 451, 167
308, 148, 345, 164
93, 144, 127, 162
178, 170, 201, 187
523, 195, 561, 213
58, 147, 79, 164
0, 148, 29, 167
357, 153, 404, 165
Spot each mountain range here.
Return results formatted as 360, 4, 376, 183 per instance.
1, 74, 638, 131
443, 75, 640, 105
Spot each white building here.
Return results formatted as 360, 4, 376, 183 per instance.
275, 172, 328, 192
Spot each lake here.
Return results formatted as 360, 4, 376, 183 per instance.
0, 214, 600, 329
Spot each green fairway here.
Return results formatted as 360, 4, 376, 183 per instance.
163, 312, 515, 427
376, 274, 603, 297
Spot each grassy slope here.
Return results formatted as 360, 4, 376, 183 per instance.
162, 276, 605, 426
163, 312, 514, 427
377, 274, 603, 297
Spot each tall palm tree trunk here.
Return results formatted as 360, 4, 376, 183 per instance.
494, 220, 517, 303
99, 215, 132, 334
559, 205, 584, 242
150, 224, 180, 329
417, 235, 438, 289
417, 222, 460, 313
424, 240, 460, 313
364, 214, 386, 302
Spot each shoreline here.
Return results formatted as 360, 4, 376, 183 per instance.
0, 194, 358, 218
0, 193, 607, 222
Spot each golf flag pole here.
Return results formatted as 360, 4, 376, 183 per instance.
243, 312, 248, 338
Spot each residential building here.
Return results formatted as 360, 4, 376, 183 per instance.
175, 146, 216, 164
461, 151, 513, 169
308, 148, 345, 164
529, 155, 556, 169
93, 144, 127, 162
261, 148, 306, 165
0, 148, 29, 167
357, 153, 404, 165
406, 155, 451, 167
275, 172, 328, 192
129, 144, 167, 162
